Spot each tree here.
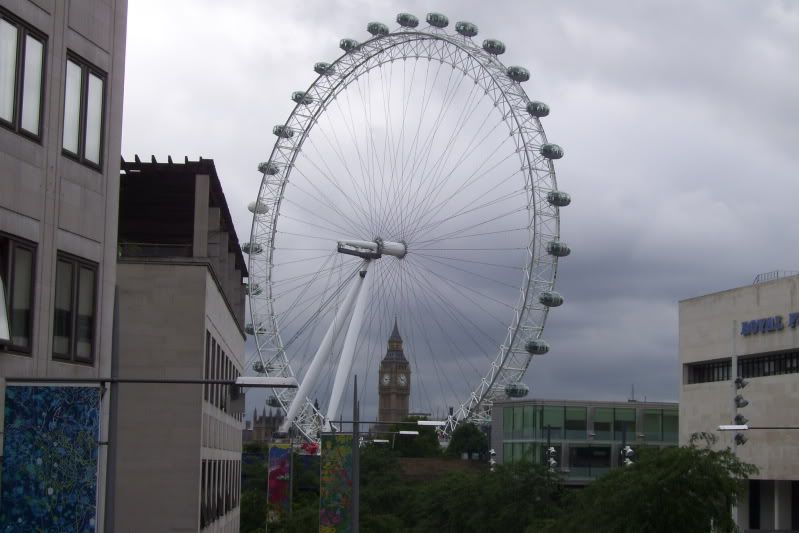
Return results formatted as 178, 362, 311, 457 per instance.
409, 460, 566, 533
389, 416, 441, 458
446, 422, 489, 459
549, 445, 757, 533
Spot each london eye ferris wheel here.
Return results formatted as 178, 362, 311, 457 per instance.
243, 12, 571, 442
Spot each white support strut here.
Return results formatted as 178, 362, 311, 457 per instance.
325, 260, 373, 428
279, 261, 368, 432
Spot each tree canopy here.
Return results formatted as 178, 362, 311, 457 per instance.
446, 422, 490, 459
549, 445, 757, 533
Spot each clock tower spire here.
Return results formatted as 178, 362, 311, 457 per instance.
378, 318, 411, 425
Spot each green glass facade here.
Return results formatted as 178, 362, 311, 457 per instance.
494, 400, 678, 483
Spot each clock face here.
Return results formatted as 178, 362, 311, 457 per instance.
398, 374, 407, 386
382, 373, 391, 385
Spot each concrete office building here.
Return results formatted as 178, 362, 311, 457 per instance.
680, 273, 799, 531
111, 158, 247, 532
492, 398, 678, 484
0, 0, 127, 530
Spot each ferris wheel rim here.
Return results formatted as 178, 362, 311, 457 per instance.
246, 19, 565, 440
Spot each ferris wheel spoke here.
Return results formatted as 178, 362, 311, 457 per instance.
396, 72, 481, 236
388, 58, 468, 239
401, 263, 492, 395
311, 112, 379, 232
404, 131, 519, 241
289, 167, 372, 238
301, 136, 376, 232
411, 252, 522, 291
413, 226, 527, 246
400, 267, 463, 407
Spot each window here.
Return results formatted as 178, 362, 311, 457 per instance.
613, 408, 636, 441
642, 409, 662, 441
541, 406, 564, 440
593, 407, 612, 440
62, 54, 105, 167
0, 233, 35, 353
0, 9, 45, 139
565, 406, 587, 440
53, 253, 97, 363
686, 359, 731, 384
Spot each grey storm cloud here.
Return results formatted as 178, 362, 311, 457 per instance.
123, 1, 799, 421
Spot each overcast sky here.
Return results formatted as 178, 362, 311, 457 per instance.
122, 1, 799, 420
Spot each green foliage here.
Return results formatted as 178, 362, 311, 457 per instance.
446, 422, 489, 458
549, 446, 757, 533
241, 438, 756, 533
389, 416, 441, 458
408, 461, 566, 533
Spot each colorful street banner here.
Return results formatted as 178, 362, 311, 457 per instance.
267, 444, 292, 523
0, 385, 101, 532
319, 434, 353, 533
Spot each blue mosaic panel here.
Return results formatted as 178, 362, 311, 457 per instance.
0, 386, 100, 532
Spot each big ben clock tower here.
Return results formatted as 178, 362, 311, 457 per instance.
378, 319, 411, 425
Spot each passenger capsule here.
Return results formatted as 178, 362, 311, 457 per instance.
526, 101, 550, 118
397, 13, 419, 28
505, 382, 530, 398
525, 339, 550, 355
241, 241, 264, 255
507, 66, 530, 82
267, 395, 282, 408
340, 38, 359, 52
247, 201, 269, 215
540, 143, 564, 160
539, 291, 564, 307
272, 125, 294, 139
547, 191, 571, 207
244, 282, 263, 296
367, 22, 389, 36
245, 323, 263, 335
546, 241, 571, 257
455, 21, 478, 37
291, 91, 313, 105
482, 39, 506, 55
257, 162, 279, 175
426, 12, 449, 28
314, 62, 335, 76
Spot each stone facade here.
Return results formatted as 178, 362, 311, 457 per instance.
110, 160, 246, 533
0, 1, 127, 530
679, 274, 799, 530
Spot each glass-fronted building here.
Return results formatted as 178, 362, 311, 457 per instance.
491, 399, 678, 483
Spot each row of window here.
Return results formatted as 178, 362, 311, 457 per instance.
0, 232, 96, 362
686, 350, 799, 384
502, 405, 678, 443
204, 331, 242, 421
0, 7, 105, 167
200, 459, 240, 529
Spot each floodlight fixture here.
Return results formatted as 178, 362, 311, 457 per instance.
417, 420, 446, 426
734, 376, 748, 389
734, 395, 749, 408
235, 376, 299, 388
